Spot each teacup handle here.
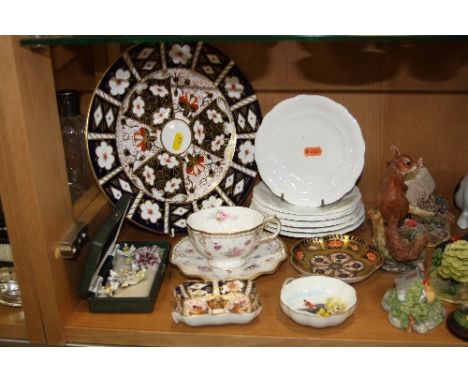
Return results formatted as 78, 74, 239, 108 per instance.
257, 215, 281, 245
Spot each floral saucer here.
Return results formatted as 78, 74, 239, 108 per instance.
171, 236, 287, 280
290, 235, 384, 284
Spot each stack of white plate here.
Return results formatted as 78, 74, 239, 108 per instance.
250, 182, 365, 238
252, 95, 366, 238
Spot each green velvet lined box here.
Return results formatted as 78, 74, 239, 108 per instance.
79, 194, 170, 313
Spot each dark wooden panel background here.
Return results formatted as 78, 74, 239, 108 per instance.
51, 40, 468, 207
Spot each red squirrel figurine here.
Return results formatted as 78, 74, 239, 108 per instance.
377, 146, 429, 261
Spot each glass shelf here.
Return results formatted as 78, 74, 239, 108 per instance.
20, 35, 468, 47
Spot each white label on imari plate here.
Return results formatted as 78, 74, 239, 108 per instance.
161, 119, 192, 155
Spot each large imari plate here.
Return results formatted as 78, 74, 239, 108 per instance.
86, 42, 261, 234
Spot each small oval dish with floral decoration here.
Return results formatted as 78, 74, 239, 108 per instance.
172, 279, 261, 326
290, 235, 383, 284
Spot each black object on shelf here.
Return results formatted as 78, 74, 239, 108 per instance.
447, 306, 468, 342
0, 199, 8, 244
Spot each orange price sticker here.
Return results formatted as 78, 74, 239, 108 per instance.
304, 146, 322, 157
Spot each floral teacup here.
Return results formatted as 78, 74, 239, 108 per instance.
186, 207, 281, 270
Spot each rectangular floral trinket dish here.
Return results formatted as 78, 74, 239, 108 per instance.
172, 279, 261, 326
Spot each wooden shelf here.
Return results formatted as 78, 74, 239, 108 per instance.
64, 223, 465, 346
2, 36, 468, 345
0, 304, 28, 341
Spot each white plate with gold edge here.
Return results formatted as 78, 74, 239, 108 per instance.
171, 236, 287, 280
264, 206, 365, 233
264, 214, 366, 238
251, 201, 365, 228
251, 198, 363, 223
252, 182, 362, 219
255, 96, 365, 207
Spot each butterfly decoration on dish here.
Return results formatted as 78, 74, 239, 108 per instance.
290, 235, 383, 283
86, 42, 261, 234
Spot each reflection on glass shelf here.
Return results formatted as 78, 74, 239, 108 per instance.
20, 35, 468, 46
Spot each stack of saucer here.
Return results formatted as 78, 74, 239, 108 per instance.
252, 95, 366, 238
250, 182, 365, 238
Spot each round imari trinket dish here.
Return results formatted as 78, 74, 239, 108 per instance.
86, 42, 261, 234
290, 235, 384, 284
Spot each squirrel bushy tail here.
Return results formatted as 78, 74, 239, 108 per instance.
384, 216, 429, 262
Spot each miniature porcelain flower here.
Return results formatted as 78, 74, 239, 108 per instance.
142, 165, 155, 186
153, 107, 171, 125
151, 188, 164, 200
202, 195, 223, 209
238, 140, 255, 164
224, 76, 244, 99
109, 69, 131, 96
140, 200, 162, 223
135, 248, 160, 269
158, 152, 179, 169
95, 141, 115, 170
149, 84, 169, 98
168, 44, 192, 65
132, 96, 145, 118
223, 121, 235, 135
207, 109, 223, 124
193, 121, 205, 144
117, 243, 136, 257
211, 134, 225, 152
164, 177, 182, 193
116, 268, 147, 287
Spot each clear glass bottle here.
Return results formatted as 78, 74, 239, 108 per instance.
57, 90, 91, 202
